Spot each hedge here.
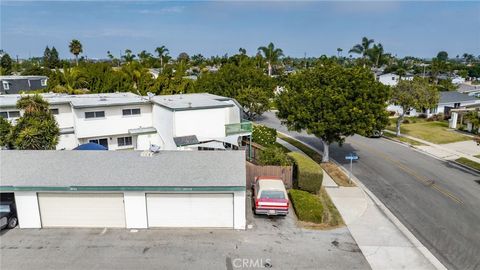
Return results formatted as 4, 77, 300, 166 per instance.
252, 125, 277, 147
258, 146, 293, 166
287, 152, 323, 194
288, 189, 323, 223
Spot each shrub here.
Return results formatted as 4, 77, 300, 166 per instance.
258, 146, 292, 166
403, 118, 410, 124
288, 189, 323, 223
287, 152, 323, 194
252, 125, 277, 147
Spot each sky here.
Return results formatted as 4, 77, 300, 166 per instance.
0, 1, 479, 60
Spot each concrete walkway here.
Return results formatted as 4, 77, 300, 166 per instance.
277, 137, 446, 270
384, 130, 480, 163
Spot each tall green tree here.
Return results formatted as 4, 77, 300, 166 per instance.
236, 86, 271, 120
155, 46, 169, 68
257, 42, 284, 76
349, 37, 374, 58
276, 61, 390, 162
50, 46, 60, 68
69, 39, 83, 66
9, 95, 60, 150
43, 46, 51, 68
122, 49, 136, 63
0, 53, 13, 75
391, 78, 439, 136
436, 51, 449, 62
194, 62, 274, 100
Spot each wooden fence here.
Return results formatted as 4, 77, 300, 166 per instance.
246, 161, 293, 188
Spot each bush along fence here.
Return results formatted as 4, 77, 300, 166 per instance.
287, 152, 323, 194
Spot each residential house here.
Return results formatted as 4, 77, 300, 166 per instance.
0, 92, 251, 151
0, 75, 48, 94
377, 72, 414, 87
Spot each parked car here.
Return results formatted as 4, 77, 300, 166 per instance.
369, 130, 383, 138
0, 201, 17, 230
252, 176, 289, 216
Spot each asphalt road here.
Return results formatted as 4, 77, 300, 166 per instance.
257, 111, 480, 270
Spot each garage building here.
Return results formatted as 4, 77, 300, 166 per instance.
0, 150, 246, 230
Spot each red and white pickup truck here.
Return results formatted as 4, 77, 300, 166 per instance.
252, 176, 289, 216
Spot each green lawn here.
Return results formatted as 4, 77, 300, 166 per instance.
387, 118, 470, 144
455, 157, 480, 171
383, 131, 426, 146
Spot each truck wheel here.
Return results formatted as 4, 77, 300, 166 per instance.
7, 217, 17, 229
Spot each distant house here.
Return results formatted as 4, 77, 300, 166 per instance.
0, 75, 48, 94
451, 76, 466, 85
388, 92, 480, 117
377, 73, 414, 87
457, 83, 480, 97
431, 92, 480, 115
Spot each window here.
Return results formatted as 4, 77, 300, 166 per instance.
454, 103, 461, 108
89, 138, 109, 149
2, 81, 9, 90
85, 111, 105, 119
8, 111, 20, 118
117, 136, 133, 147
260, 190, 286, 199
50, 108, 59, 115
122, 108, 141, 116
0, 111, 20, 119
41, 79, 47, 86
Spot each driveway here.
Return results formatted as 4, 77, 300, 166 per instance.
0, 192, 369, 270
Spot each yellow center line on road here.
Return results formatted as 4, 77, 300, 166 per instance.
352, 139, 464, 205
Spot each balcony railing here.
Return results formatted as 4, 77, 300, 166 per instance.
225, 120, 253, 136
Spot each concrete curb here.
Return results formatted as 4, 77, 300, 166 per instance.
277, 131, 447, 270
382, 134, 480, 175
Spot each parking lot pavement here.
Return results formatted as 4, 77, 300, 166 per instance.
0, 194, 369, 270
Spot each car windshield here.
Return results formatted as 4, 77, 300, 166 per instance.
0, 204, 11, 213
260, 190, 285, 199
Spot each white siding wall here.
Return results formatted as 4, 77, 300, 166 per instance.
152, 105, 174, 149
174, 108, 226, 140
57, 134, 79, 150
233, 190, 246, 230
51, 104, 74, 128
73, 104, 153, 139
123, 192, 148, 229
14, 191, 41, 228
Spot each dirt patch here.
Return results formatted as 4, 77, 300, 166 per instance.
320, 162, 356, 187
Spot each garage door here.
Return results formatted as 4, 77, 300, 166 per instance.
38, 193, 126, 228
146, 193, 233, 228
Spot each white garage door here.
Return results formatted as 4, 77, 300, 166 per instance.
146, 193, 233, 228
38, 193, 126, 228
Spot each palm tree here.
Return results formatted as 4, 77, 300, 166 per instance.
69, 39, 83, 66
138, 50, 153, 66
257, 42, 284, 76
370, 43, 384, 67
336, 48, 343, 58
155, 46, 169, 68
349, 37, 374, 58
122, 49, 136, 63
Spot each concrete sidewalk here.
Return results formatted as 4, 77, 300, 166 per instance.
384, 130, 480, 163
277, 136, 446, 270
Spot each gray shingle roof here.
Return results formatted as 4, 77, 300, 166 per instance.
0, 150, 246, 188
439, 92, 478, 104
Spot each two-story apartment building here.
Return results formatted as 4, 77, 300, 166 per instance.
0, 92, 251, 151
